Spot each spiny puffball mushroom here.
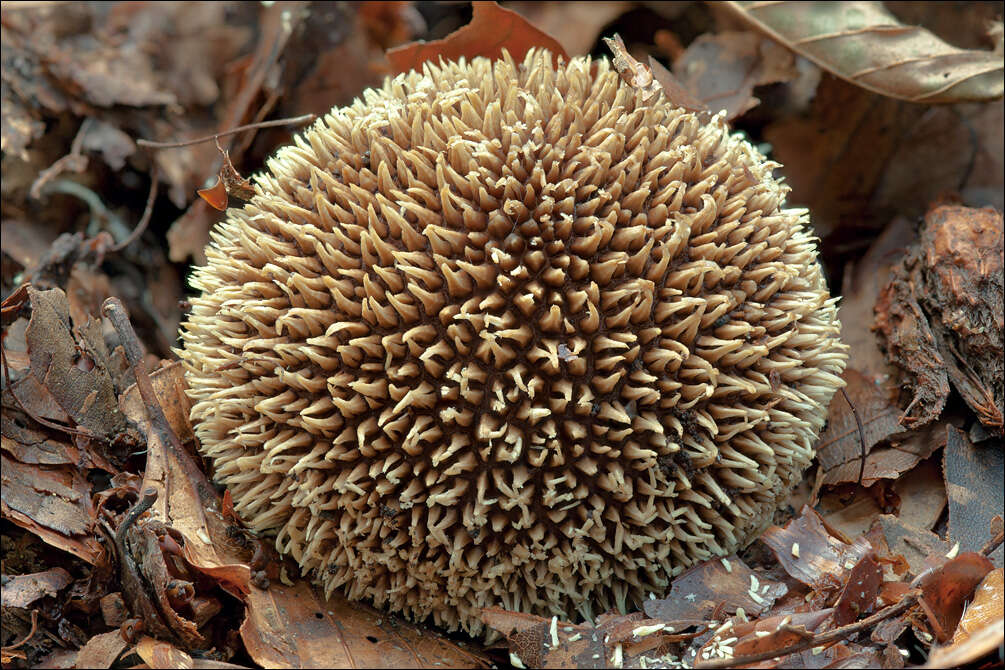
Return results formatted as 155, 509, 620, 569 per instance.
178, 49, 848, 636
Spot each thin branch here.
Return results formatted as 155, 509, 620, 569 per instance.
980, 529, 1003, 557
697, 593, 918, 669
840, 386, 868, 489
1, 610, 39, 652
136, 113, 317, 150
111, 165, 159, 253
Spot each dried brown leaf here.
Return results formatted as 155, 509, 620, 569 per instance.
196, 178, 229, 211
944, 426, 1005, 559
647, 55, 709, 113
23, 286, 130, 440
816, 368, 905, 486
838, 215, 915, 386
761, 506, 872, 593
386, 1, 567, 75
868, 514, 950, 578
952, 568, 1003, 645
893, 457, 947, 533
925, 614, 1005, 668
241, 581, 489, 669
833, 553, 883, 626
119, 362, 252, 599
726, 1, 1004, 103
0, 568, 72, 609
506, 2, 626, 57
134, 635, 194, 670
672, 31, 796, 119
72, 630, 129, 670
0, 451, 103, 564
917, 552, 994, 642
643, 554, 787, 627
764, 76, 1003, 241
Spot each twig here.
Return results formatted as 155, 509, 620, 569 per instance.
110, 165, 159, 253
102, 298, 186, 456
979, 529, 1004, 557
697, 593, 918, 669
136, 114, 316, 150
114, 487, 158, 553
840, 386, 867, 490
1, 610, 39, 651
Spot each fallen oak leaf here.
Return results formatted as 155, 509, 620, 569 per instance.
916, 552, 994, 642
243, 581, 489, 669
725, 1, 1004, 103
643, 554, 787, 628
647, 55, 708, 113
951, 568, 1003, 645
760, 505, 872, 595
386, 1, 567, 75
833, 552, 883, 626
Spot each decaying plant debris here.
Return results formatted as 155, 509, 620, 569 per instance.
1, 2, 1003, 669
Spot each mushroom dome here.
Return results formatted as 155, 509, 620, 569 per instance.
179, 49, 847, 636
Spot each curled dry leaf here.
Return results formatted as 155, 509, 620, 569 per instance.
642, 555, 787, 628
133, 635, 194, 670
672, 31, 797, 119
118, 362, 251, 599
386, 1, 567, 75
241, 581, 489, 669
196, 178, 229, 212
944, 426, 1005, 560
917, 552, 994, 642
760, 506, 872, 594
120, 517, 208, 649
0, 568, 72, 609
21, 286, 131, 441
726, 0, 1004, 103
197, 138, 256, 211
72, 630, 129, 670
952, 568, 1003, 645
